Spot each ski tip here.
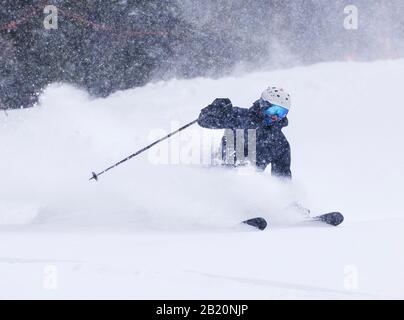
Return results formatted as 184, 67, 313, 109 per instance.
242, 217, 268, 231
90, 172, 98, 181
315, 212, 344, 226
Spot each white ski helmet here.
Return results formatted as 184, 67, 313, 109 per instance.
261, 87, 291, 110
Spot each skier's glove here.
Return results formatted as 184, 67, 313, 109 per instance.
210, 98, 232, 109
199, 98, 233, 120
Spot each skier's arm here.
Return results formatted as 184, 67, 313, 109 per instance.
197, 98, 258, 129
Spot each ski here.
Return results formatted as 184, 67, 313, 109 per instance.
242, 212, 343, 230
242, 217, 268, 231
312, 212, 344, 226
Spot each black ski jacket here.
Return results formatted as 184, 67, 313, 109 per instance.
197, 98, 291, 178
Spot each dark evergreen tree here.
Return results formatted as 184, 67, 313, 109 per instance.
1, 0, 403, 109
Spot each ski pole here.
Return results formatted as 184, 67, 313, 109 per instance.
90, 119, 198, 181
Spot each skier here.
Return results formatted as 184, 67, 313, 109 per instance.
197, 86, 292, 179
89, 86, 343, 228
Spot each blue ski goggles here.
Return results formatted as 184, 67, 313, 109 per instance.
263, 103, 289, 120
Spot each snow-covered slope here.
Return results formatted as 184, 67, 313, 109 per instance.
1, 60, 403, 299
